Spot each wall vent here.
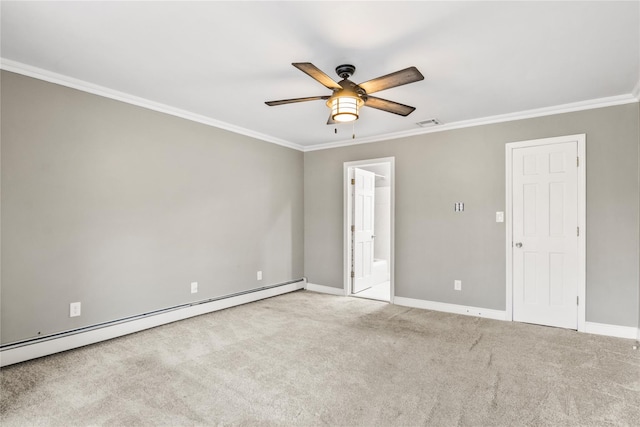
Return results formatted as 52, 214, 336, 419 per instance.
416, 118, 441, 127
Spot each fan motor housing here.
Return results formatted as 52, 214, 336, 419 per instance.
335, 64, 356, 79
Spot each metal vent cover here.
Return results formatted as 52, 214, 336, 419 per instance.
416, 118, 441, 127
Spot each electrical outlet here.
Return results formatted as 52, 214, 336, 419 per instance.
454, 280, 462, 291
69, 302, 81, 317
257, 271, 263, 281
191, 282, 198, 294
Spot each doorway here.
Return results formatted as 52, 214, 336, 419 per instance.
344, 157, 394, 302
506, 134, 586, 331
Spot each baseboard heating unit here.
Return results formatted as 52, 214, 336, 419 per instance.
0, 279, 306, 367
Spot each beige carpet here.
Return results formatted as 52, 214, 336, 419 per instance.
1, 290, 639, 426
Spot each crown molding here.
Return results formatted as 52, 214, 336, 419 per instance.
3, 58, 637, 153
0, 58, 305, 152
303, 93, 639, 152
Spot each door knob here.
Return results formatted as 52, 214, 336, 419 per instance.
515, 242, 523, 248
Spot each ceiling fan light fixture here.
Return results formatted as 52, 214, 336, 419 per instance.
329, 95, 363, 122
266, 62, 424, 124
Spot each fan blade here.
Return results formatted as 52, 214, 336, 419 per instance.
293, 63, 342, 90
327, 113, 336, 125
359, 66, 424, 94
365, 96, 416, 116
265, 96, 329, 106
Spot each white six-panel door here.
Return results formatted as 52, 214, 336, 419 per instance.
511, 140, 579, 329
353, 168, 376, 293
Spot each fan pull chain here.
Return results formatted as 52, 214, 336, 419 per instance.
333, 123, 356, 138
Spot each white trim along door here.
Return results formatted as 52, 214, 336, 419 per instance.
506, 134, 586, 331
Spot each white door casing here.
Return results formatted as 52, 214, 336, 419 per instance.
506, 134, 586, 331
352, 168, 376, 293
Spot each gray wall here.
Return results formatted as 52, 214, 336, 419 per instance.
1, 71, 304, 344
2, 69, 638, 343
304, 103, 640, 328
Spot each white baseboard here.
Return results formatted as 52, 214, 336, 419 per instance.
0, 281, 305, 367
393, 296, 507, 321
394, 297, 638, 340
584, 322, 639, 340
305, 283, 346, 296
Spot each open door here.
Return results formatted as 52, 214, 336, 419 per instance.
352, 168, 375, 293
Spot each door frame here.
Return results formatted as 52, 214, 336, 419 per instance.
505, 134, 586, 331
343, 157, 395, 302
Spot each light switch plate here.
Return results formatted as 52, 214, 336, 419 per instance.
496, 211, 504, 223
191, 282, 198, 293
454, 280, 462, 291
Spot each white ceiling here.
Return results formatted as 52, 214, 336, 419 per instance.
1, 1, 639, 150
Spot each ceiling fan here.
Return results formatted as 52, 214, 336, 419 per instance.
265, 63, 424, 124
